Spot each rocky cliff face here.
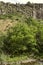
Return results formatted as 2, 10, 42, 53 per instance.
33, 4, 43, 19
0, 1, 43, 19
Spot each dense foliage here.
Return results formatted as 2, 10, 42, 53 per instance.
3, 22, 36, 55
0, 17, 43, 58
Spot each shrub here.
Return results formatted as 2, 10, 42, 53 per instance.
3, 22, 36, 55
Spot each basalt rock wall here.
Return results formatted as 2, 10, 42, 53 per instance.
0, 1, 43, 19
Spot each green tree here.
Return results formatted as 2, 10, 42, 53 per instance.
3, 22, 36, 55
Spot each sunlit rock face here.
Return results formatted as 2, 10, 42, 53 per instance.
33, 4, 43, 19
0, 1, 43, 19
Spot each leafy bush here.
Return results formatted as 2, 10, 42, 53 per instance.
3, 22, 37, 55
0, 17, 42, 58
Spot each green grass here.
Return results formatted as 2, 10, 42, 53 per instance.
0, 53, 28, 62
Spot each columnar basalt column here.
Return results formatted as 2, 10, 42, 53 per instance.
33, 4, 36, 19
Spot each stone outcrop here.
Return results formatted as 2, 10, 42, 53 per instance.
0, 1, 43, 19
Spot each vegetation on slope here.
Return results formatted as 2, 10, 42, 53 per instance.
0, 2, 43, 61
0, 16, 43, 61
